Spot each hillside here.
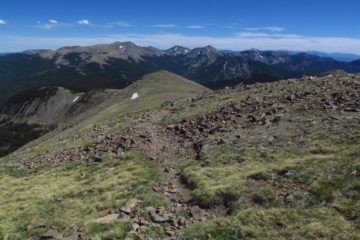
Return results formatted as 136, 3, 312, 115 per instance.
1, 41, 360, 104
0, 71, 359, 239
0, 70, 209, 158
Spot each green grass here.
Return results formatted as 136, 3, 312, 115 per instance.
181, 102, 360, 207
1, 73, 359, 239
0, 152, 164, 239
185, 208, 359, 239
178, 78, 360, 238
85, 221, 130, 239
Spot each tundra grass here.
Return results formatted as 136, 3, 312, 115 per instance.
181, 107, 360, 238
0, 152, 164, 239
185, 208, 359, 240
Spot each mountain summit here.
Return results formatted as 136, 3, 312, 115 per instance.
165, 46, 191, 56
23, 41, 164, 65
1, 42, 360, 105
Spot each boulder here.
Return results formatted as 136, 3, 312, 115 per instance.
132, 223, 140, 231
190, 206, 203, 220
40, 229, 60, 239
120, 206, 132, 214
119, 212, 131, 223
126, 198, 139, 209
34, 220, 48, 229
94, 214, 119, 224
149, 210, 169, 223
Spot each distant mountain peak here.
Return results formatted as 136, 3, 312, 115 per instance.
249, 48, 261, 52
22, 49, 53, 54
57, 46, 81, 51
189, 45, 222, 57
202, 45, 219, 52
112, 41, 137, 48
22, 49, 54, 58
165, 45, 190, 55
23, 41, 163, 65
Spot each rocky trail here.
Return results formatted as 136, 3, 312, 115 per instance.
107, 110, 215, 239
24, 109, 218, 240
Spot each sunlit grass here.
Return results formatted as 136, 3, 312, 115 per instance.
0, 152, 164, 239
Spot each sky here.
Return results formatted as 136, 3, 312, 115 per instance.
0, 0, 359, 53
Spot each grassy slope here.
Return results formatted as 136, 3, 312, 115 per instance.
0, 153, 163, 239
0, 71, 208, 239
161, 76, 360, 239
1, 71, 209, 164
1, 72, 359, 239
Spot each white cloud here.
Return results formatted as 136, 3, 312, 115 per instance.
49, 19, 58, 24
78, 19, 90, 25
0, 19, 7, 25
36, 22, 72, 30
152, 24, 177, 28
2, 32, 360, 55
236, 32, 300, 38
106, 21, 131, 28
244, 26, 286, 32
186, 25, 205, 29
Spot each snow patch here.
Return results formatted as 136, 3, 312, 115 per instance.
72, 96, 80, 103
130, 92, 139, 100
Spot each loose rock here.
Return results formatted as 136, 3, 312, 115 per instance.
190, 206, 203, 220
94, 214, 119, 224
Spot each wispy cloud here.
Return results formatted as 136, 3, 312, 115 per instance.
36, 20, 71, 30
186, 25, 205, 29
2, 32, 360, 54
152, 24, 177, 28
236, 32, 299, 38
0, 19, 7, 25
48, 19, 59, 24
105, 21, 131, 28
244, 26, 286, 32
78, 19, 90, 25
36, 19, 132, 29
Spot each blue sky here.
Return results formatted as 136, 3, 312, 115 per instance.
0, 0, 359, 53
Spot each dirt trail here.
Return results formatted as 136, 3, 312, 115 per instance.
102, 109, 215, 238
115, 109, 195, 202
17, 108, 214, 239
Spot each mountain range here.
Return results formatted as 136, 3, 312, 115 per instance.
0, 40, 360, 240
301, 51, 360, 62
222, 50, 360, 62
1, 41, 360, 104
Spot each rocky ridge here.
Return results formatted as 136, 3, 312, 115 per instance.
9, 72, 360, 239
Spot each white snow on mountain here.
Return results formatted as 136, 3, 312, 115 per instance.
131, 92, 139, 100
72, 96, 80, 103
